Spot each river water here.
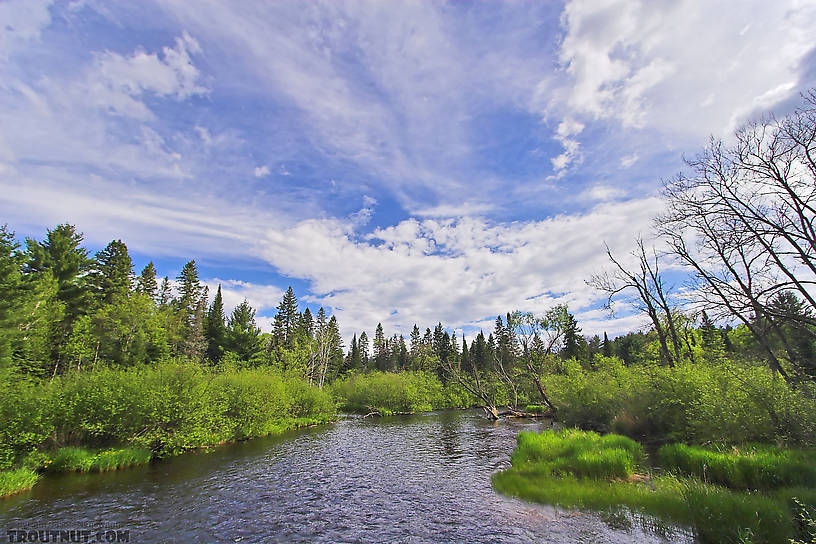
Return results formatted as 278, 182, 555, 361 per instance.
1, 410, 692, 543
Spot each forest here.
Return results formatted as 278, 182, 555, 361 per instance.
2, 94, 816, 543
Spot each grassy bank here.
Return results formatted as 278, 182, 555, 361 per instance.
0, 468, 39, 498
0, 361, 336, 497
329, 371, 472, 415
493, 429, 816, 544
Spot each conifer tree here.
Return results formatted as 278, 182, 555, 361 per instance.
206, 284, 227, 362
25, 223, 92, 323
460, 334, 469, 371
158, 276, 172, 306
602, 331, 612, 358
89, 239, 133, 305
227, 299, 263, 364
176, 260, 203, 315
374, 322, 387, 371
359, 331, 369, 371
298, 307, 314, 340
136, 262, 158, 301
273, 286, 299, 350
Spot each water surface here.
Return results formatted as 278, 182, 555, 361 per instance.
0, 411, 691, 543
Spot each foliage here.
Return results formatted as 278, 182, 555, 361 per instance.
330, 371, 471, 414
495, 429, 816, 543
658, 443, 816, 491
48, 446, 151, 473
0, 468, 39, 497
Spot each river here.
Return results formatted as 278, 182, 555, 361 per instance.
0, 410, 692, 543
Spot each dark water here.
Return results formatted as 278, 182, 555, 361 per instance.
0, 411, 691, 543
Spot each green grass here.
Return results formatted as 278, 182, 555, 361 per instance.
658, 443, 816, 491
494, 429, 816, 543
48, 446, 152, 473
524, 404, 550, 414
0, 468, 39, 498
511, 428, 644, 479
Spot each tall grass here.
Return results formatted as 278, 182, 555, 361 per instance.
495, 429, 816, 543
48, 446, 152, 473
658, 443, 816, 491
511, 429, 644, 479
0, 468, 39, 498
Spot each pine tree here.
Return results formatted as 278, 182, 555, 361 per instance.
273, 286, 299, 350
25, 223, 92, 323
206, 284, 227, 362
298, 307, 314, 340
359, 331, 369, 371
89, 239, 133, 305
602, 332, 612, 358
460, 335, 469, 371
227, 300, 263, 364
374, 322, 387, 371
136, 262, 159, 301
176, 260, 202, 315
158, 276, 172, 306
182, 293, 207, 361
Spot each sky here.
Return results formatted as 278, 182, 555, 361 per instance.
2, 0, 816, 342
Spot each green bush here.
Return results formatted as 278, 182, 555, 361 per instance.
0, 361, 336, 465
331, 371, 452, 414
543, 359, 816, 446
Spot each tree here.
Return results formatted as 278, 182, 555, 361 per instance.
509, 306, 574, 414
206, 284, 227, 362
374, 323, 387, 371
226, 300, 264, 364
176, 260, 203, 316
359, 331, 370, 372
136, 262, 158, 301
657, 93, 816, 379
602, 332, 612, 358
88, 239, 133, 305
25, 224, 92, 324
158, 276, 172, 306
589, 239, 681, 367
273, 286, 299, 350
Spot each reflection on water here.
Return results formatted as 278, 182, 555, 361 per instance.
0, 410, 692, 543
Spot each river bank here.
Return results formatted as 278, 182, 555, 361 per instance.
493, 429, 816, 544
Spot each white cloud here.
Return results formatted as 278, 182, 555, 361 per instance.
206, 279, 285, 319
254, 165, 270, 178
556, 0, 816, 139
620, 153, 639, 168
0, 0, 53, 67
255, 197, 661, 338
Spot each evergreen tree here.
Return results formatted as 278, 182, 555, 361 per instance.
158, 276, 172, 306
182, 293, 207, 361
298, 307, 314, 340
176, 260, 203, 315
460, 335, 469, 371
561, 312, 582, 360
89, 239, 133, 305
374, 323, 387, 371
227, 300, 264, 364
602, 331, 612, 357
359, 331, 370, 371
397, 335, 409, 370
25, 223, 92, 323
206, 284, 227, 362
136, 262, 158, 301
273, 286, 299, 350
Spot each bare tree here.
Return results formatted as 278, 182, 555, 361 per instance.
657, 91, 816, 379
588, 239, 681, 366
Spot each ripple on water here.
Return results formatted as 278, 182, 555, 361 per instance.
0, 411, 693, 543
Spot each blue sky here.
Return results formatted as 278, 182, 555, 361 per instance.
2, 0, 816, 341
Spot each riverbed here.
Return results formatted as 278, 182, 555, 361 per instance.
0, 410, 691, 543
